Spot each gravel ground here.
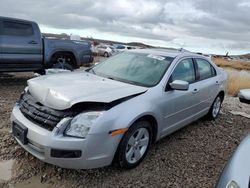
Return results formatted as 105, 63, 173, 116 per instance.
0, 72, 250, 188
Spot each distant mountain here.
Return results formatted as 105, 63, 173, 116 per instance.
239, 53, 250, 59
42, 33, 153, 48
127, 42, 153, 48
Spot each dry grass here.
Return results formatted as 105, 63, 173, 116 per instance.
212, 58, 250, 96
213, 57, 250, 71
225, 69, 250, 96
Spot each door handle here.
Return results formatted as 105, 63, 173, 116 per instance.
215, 81, 220, 85
28, 41, 38, 44
192, 88, 199, 94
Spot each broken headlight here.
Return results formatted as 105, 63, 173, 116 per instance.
65, 111, 103, 138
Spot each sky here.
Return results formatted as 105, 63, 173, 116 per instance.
1, 0, 250, 55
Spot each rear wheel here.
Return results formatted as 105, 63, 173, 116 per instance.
51, 52, 76, 71
34, 69, 46, 75
207, 95, 222, 120
104, 52, 109, 57
52, 62, 73, 71
117, 120, 152, 169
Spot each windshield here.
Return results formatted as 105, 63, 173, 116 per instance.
90, 52, 174, 87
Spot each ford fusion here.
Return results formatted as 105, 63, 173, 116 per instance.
11, 49, 227, 169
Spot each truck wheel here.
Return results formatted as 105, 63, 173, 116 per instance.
51, 52, 76, 70
116, 120, 152, 169
52, 62, 73, 71
35, 69, 46, 75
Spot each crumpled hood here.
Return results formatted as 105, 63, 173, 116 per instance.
27, 71, 147, 110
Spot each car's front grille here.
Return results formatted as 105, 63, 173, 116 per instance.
19, 92, 73, 131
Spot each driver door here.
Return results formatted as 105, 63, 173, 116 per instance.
158, 58, 202, 136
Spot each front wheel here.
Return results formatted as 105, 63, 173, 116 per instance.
207, 95, 222, 120
116, 120, 152, 169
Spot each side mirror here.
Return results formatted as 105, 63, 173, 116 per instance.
238, 89, 250, 104
170, 80, 189, 91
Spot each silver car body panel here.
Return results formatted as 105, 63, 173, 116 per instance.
27, 72, 148, 110
217, 134, 250, 188
11, 106, 122, 169
11, 49, 227, 169
239, 89, 250, 100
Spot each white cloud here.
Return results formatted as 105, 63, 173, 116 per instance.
0, 0, 250, 54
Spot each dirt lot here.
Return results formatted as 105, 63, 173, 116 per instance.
0, 72, 250, 188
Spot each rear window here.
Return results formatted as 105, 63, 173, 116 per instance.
195, 58, 216, 80
2, 21, 34, 36
117, 46, 125, 49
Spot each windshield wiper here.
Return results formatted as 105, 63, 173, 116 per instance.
106, 76, 145, 87
107, 76, 115, 80
89, 68, 96, 75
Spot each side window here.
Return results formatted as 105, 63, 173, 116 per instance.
196, 59, 216, 80
171, 59, 195, 83
3, 21, 33, 36
117, 46, 125, 49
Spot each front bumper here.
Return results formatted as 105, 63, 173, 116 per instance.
11, 105, 121, 169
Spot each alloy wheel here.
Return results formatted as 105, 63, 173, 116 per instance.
125, 128, 149, 164
212, 97, 221, 118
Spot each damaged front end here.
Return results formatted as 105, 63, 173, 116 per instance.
18, 90, 145, 132
18, 92, 73, 131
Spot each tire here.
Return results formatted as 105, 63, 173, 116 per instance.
117, 120, 152, 169
51, 52, 76, 70
207, 95, 223, 120
104, 52, 109, 57
34, 69, 46, 75
52, 62, 73, 71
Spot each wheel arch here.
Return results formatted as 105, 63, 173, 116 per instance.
129, 114, 159, 143
218, 90, 225, 102
49, 51, 78, 68
112, 113, 159, 167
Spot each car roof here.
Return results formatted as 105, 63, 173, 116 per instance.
0, 16, 36, 24
130, 48, 207, 59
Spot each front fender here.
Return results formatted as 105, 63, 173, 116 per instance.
89, 93, 162, 140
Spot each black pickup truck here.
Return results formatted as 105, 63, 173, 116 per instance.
0, 16, 93, 73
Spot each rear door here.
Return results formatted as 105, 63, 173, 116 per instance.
1, 19, 43, 71
99, 46, 107, 55
194, 58, 219, 110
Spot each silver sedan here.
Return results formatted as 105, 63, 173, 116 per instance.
11, 49, 227, 169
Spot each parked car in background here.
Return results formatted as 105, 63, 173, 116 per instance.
238, 89, 250, 104
0, 16, 93, 73
11, 49, 227, 169
95, 44, 115, 57
115, 45, 134, 52
217, 90, 250, 188
109, 46, 118, 53
217, 134, 250, 188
